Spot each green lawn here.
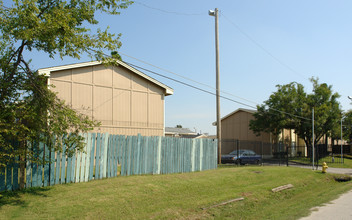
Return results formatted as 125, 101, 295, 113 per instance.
1, 166, 352, 219
291, 156, 352, 168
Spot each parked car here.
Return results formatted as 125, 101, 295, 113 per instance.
221, 150, 262, 165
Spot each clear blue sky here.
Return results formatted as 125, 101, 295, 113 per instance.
24, 0, 352, 135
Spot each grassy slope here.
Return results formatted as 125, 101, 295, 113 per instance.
1, 166, 351, 219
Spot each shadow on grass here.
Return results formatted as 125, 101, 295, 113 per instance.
0, 187, 51, 208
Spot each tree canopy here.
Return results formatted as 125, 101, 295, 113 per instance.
249, 78, 341, 147
342, 110, 352, 144
0, 0, 132, 170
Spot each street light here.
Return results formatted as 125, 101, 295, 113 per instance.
209, 8, 221, 164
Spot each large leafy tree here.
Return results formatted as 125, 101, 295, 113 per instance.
0, 0, 132, 184
342, 110, 352, 144
250, 78, 341, 148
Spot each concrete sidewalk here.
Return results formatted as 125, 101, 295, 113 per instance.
298, 167, 352, 220
299, 189, 352, 220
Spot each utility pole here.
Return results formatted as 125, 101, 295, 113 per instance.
341, 116, 343, 164
209, 8, 221, 164
312, 108, 315, 170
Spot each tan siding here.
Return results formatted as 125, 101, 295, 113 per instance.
51, 79, 72, 105
72, 83, 93, 116
72, 66, 93, 84
50, 63, 166, 136
93, 86, 112, 123
221, 110, 270, 142
113, 66, 131, 89
132, 75, 148, 92
149, 93, 163, 128
149, 83, 164, 94
50, 69, 71, 81
132, 91, 148, 126
113, 88, 131, 126
93, 65, 113, 87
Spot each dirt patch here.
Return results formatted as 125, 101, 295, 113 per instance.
240, 192, 253, 197
334, 176, 352, 182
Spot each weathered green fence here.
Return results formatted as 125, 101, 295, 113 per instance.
0, 133, 218, 192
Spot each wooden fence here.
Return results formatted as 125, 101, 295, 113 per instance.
0, 133, 218, 192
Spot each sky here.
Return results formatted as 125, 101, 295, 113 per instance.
20, 0, 352, 135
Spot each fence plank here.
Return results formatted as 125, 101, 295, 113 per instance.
50, 146, 55, 186
99, 133, 105, 179
127, 136, 132, 176
6, 165, 12, 190
75, 146, 81, 183
84, 133, 92, 182
44, 143, 50, 187
103, 133, 109, 178
109, 135, 114, 177
80, 134, 87, 182
131, 136, 136, 175
36, 141, 44, 187
112, 135, 118, 177
70, 149, 76, 183
95, 133, 101, 179
89, 133, 96, 181
107, 135, 112, 178
60, 145, 66, 184
31, 143, 38, 187
55, 151, 61, 185
0, 167, 5, 191
26, 143, 32, 188
120, 135, 126, 176
143, 137, 149, 174
12, 159, 19, 190
66, 151, 72, 184
136, 134, 141, 175
156, 137, 162, 175
113, 135, 118, 177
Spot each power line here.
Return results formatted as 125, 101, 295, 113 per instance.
123, 61, 311, 121
89, 48, 311, 121
134, 1, 203, 16
119, 51, 259, 106
124, 61, 258, 109
220, 11, 308, 80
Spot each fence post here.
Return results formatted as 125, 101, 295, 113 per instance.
261, 142, 264, 166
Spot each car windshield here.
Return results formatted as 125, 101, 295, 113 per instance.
228, 150, 245, 155
228, 150, 257, 155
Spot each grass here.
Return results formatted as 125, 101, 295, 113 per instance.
319, 156, 352, 168
1, 166, 352, 219
291, 156, 352, 168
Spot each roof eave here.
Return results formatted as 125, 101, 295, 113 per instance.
38, 60, 174, 96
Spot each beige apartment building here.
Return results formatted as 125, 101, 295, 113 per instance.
217, 108, 306, 157
38, 60, 173, 136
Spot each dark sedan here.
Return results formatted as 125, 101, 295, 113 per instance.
221, 150, 262, 165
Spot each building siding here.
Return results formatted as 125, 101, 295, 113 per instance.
50, 64, 166, 136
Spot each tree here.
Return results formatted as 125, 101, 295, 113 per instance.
250, 78, 341, 149
0, 0, 132, 186
343, 110, 352, 144
250, 82, 307, 138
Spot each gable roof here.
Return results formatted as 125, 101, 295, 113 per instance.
212, 108, 256, 126
38, 60, 173, 96
165, 127, 196, 135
